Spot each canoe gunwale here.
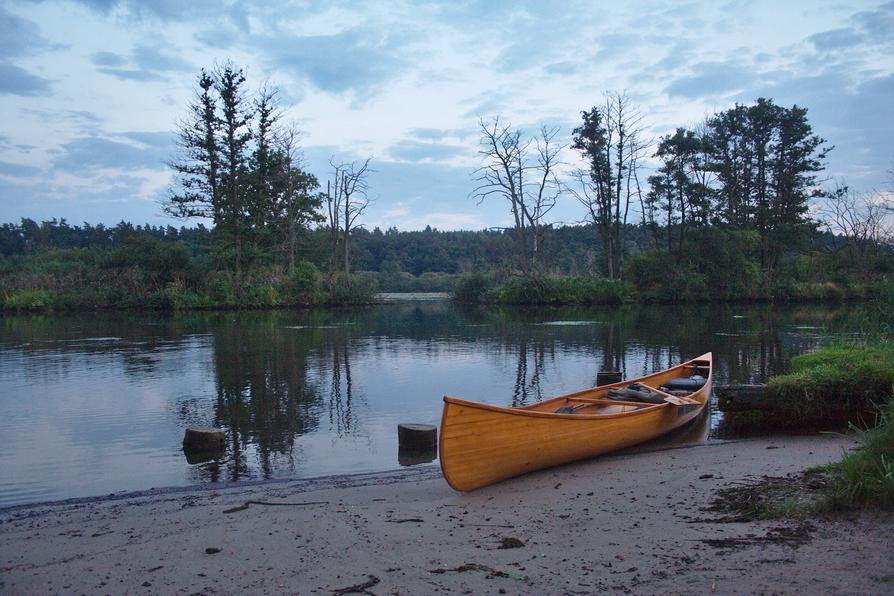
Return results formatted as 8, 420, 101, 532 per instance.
442, 395, 668, 420
441, 353, 713, 421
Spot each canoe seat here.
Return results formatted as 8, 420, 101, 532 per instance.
660, 375, 707, 392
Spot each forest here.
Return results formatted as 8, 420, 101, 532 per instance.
1, 64, 892, 311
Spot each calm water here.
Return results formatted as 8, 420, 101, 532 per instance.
0, 300, 871, 507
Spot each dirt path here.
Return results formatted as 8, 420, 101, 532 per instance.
2, 435, 891, 594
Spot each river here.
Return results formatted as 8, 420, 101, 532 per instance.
0, 299, 871, 507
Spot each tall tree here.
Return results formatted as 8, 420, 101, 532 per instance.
166, 69, 221, 222
166, 64, 321, 287
570, 92, 647, 280
216, 65, 253, 288
706, 98, 830, 268
646, 128, 711, 260
526, 125, 564, 267
473, 117, 529, 273
275, 125, 323, 269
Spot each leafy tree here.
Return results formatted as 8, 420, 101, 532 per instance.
570, 92, 648, 280
705, 98, 830, 268
646, 128, 711, 260
165, 63, 321, 292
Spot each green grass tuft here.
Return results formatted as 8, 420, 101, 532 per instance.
826, 398, 894, 510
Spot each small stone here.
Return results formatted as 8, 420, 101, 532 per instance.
498, 537, 525, 549
205, 547, 221, 554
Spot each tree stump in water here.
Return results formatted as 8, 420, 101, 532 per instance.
398, 423, 437, 450
183, 427, 226, 451
398, 446, 437, 466
597, 371, 623, 386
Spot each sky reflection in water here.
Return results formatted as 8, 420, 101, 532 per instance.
0, 301, 869, 507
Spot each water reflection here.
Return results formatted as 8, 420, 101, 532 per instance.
0, 302, 876, 506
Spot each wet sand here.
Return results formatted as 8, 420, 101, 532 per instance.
2, 434, 892, 594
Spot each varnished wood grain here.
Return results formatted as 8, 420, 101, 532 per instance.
439, 353, 713, 491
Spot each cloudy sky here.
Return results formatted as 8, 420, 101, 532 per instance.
0, 0, 892, 231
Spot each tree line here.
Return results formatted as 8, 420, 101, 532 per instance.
479, 92, 857, 282
2, 63, 892, 309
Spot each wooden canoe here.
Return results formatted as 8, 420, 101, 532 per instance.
439, 352, 713, 491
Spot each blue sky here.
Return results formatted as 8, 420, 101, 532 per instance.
0, 0, 892, 230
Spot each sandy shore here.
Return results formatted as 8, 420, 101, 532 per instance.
2, 434, 892, 595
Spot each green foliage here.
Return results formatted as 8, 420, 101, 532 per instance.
485, 275, 636, 305
453, 273, 494, 303
826, 399, 894, 510
280, 261, 323, 304
157, 281, 213, 310
765, 344, 894, 424
101, 236, 194, 284
2, 288, 56, 310
627, 229, 762, 302
326, 273, 379, 305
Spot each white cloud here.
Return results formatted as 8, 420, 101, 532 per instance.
0, 0, 891, 228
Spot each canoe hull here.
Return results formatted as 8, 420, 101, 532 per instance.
439, 353, 712, 491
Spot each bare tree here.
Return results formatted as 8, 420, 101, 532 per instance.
821, 183, 893, 262
472, 118, 563, 273
327, 158, 373, 276
525, 125, 564, 267
569, 92, 648, 280
473, 117, 528, 272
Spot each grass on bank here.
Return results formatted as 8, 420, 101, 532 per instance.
717, 345, 894, 514
764, 344, 894, 425
825, 398, 894, 510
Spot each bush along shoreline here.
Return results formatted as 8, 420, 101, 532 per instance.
0, 243, 379, 311
451, 272, 892, 307
2, 225, 892, 312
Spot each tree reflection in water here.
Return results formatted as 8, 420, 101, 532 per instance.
0, 301, 876, 506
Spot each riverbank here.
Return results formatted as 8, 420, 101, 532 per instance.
3, 434, 890, 594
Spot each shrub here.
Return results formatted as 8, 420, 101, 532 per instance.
483, 275, 636, 305
2, 288, 55, 310
453, 273, 493, 303
327, 273, 379, 304
281, 261, 323, 304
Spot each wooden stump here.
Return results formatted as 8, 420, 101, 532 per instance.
596, 371, 623, 386
398, 446, 437, 466
398, 423, 437, 450
183, 426, 226, 451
